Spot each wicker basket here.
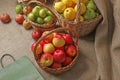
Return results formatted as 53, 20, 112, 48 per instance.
33, 27, 79, 74
53, 0, 102, 37
26, 0, 57, 32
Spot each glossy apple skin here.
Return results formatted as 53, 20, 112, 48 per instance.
63, 34, 73, 45
52, 34, 65, 48
43, 43, 55, 54
15, 14, 25, 24
40, 53, 53, 67
32, 29, 42, 41
62, 57, 72, 66
53, 49, 66, 63
42, 31, 53, 43
51, 62, 61, 69
66, 45, 77, 57
31, 42, 42, 55
0, 13, 11, 23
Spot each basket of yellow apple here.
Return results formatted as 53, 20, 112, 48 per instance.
26, 0, 57, 32
31, 27, 79, 74
54, 0, 102, 37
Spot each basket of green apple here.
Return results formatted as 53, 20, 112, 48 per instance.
26, 0, 57, 32
31, 27, 79, 74
54, 0, 102, 37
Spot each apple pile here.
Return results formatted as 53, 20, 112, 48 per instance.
31, 31, 77, 69
27, 5, 54, 26
54, 0, 100, 21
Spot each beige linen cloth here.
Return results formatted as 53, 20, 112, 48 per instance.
0, 0, 119, 80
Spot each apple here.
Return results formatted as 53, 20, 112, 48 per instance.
52, 34, 65, 48
47, 11, 53, 16
15, 4, 23, 14
36, 17, 44, 24
32, 29, 42, 41
40, 40, 46, 47
55, 46, 65, 51
31, 42, 42, 55
32, 6, 41, 17
43, 43, 55, 54
27, 13, 35, 21
39, 8, 47, 18
63, 34, 73, 45
66, 45, 77, 57
42, 31, 53, 43
44, 15, 53, 24
22, 19, 32, 29
0, 13, 11, 23
51, 62, 61, 69
53, 49, 66, 63
23, 6, 32, 16
15, 14, 25, 24
87, 0, 96, 10
62, 57, 72, 66
40, 53, 53, 67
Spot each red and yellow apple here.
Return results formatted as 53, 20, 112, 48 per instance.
22, 19, 32, 29
0, 13, 11, 23
23, 6, 32, 16
15, 14, 25, 24
66, 45, 77, 57
40, 53, 53, 67
43, 43, 55, 54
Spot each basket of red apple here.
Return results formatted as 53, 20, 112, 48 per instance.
25, 0, 57, 32
53, 0, 102, 37
31, 27, 79, 74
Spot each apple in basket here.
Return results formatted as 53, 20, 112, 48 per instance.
63, 34, 73, 45
40, 53, 53, 67
51, 62, 62, 69
52, 34, 65, 48
53, 49, 66, 63
66, 45, 77, 57
15, 14, 25, 24
43, 43, 55, 54
32, 29, 42, 41
62, 57, 72, 66
23, 6, 32, 16
31, 42, 43, 55
0, 13, 11, 23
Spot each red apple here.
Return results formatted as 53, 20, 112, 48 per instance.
31, 42, 42, 55
0, 13, 11, 23
40, 40, 46, 47
15, 14, 25, 24
66, 45, 77, 57
40, 53, 53, 67
42, 31, 53, 43
23, 6, 32, 16
63, 34, 73, 45
55, 46, 65, 51
22, 19, 32, 29
32, 29, 42, 41
53, 49, 66, 63
62, 57, 72, 66
43, 43, 55, 54
52, 34, 65, 48
51, 62, 61, 69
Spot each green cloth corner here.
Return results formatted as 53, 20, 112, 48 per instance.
0, 56, 44, 80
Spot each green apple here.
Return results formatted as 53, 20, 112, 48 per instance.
44, 16, 53, 24
32, 6, 41, 17
15, 4, 23, 14
28, 13, 35, 21
87, 0, 96, 10
43, 43, 55, 54
39, 8, 47, 18
36, 17, 44, 24
40, 53, 53, 67
84, 9, 97, 20
52, 34, 65, 48
47, 11, 53, 16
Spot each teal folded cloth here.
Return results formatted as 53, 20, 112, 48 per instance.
0, 56, 44, 80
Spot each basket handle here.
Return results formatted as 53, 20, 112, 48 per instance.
33, 27, 78, 59
75, 0, 81, 24
0, 54, 15, 68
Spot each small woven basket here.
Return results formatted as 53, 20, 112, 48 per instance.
54, 0, 102, 37
26, 0, 57, 32
33, 27, 79, 74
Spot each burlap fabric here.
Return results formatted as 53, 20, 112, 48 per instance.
0, 0, 119, 80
